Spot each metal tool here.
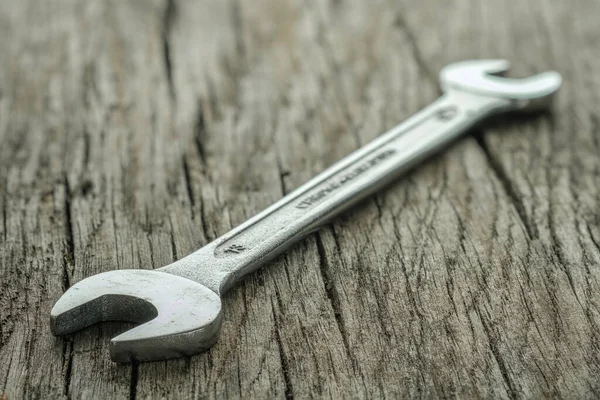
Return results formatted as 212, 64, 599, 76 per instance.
50, 60, 562, 362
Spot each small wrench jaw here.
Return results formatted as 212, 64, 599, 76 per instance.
440, 59, 562, 111
50, 270, 223, 362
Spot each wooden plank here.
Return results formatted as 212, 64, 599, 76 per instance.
1, 0, 599, 398
65, 2, 179, 398
0, 3, 75, 397
51, 1, 192, 398
132, 0, 558, 397
394, 0, 600, 396
135, 1, 291, 398
266, 2, 537, 397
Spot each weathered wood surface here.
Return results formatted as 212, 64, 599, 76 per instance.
1, 0, 599, 398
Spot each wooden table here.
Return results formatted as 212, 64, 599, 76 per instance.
2, 0, 599, 398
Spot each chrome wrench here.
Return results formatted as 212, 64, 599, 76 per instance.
51, 60, 562, 362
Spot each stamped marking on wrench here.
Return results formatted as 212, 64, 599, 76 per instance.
50, 60, 562, 362
295, 149, 397, 210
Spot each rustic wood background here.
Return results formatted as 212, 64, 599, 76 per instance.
1, 0, 599, 398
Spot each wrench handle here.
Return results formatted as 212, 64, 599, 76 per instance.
162, 91, 509, 293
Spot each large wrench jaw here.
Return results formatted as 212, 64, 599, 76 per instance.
50, 270, 223, 362
440, 59, 562, 111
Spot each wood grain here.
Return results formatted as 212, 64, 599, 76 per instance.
1, 0, 599, 398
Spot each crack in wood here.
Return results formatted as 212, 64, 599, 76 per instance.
475, 132, 536, 240
230, 0, 246, 72
129, 360, 139, 400
2, 189, 6, 242
477, 308, 519, 400
62, 339, 73, 399
162, 0, 177, 100
193, 100, 208, 168
62, 176, 74, 290
169, 220, 178, 261
270, 297, 294, 399
275, 156, 288, 197
182, 157, 195, 218
60, 176, 76, 398
315, 232, 356, 372
198, 197, 210, 241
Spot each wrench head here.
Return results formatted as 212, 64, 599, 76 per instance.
51, 270, 222, 362
440, 59, 562, 110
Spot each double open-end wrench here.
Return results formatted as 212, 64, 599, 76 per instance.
51, 60, 562, 362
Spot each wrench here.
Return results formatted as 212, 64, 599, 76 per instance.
51, 60, 562, 362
